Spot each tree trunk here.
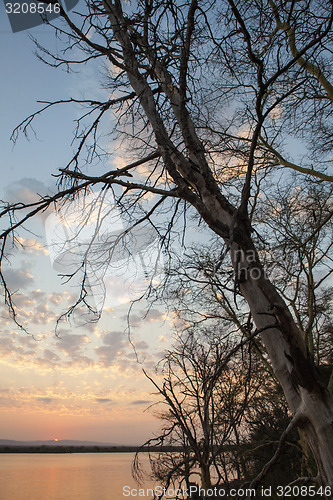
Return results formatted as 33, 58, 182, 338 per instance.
236, 245, 333, 490
105, 2, 333, 487
200, 460, 212, 499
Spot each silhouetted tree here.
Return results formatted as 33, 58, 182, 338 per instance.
1, 0, 333, 489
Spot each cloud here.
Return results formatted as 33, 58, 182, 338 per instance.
95, 398, 112, 404
4, 265, 34, 290
0, 331, 94, 371
3, 179, 53, 228
36, 397, 54, 404
43, 348, 60, 359
0, 385, 82, 414
36, 348, 61, 364
0, 337, 19, 357
102, 331, 126, 347
48, 293, 64, 306
55, 333, 91, 357
122, 308, 165, 328
95, 345, 122, 368
158, 335, 169, 343
31, 304, 55, 325
5, 178, 48, 205
16, 334, 37, 349
142, 309, 165, 322
133, 340, 149, 350
96, 332, 132, 367
130, 400, 151, 405
15, 237, 49, 257
9, 298, 56, 326
122, 314, 142, 327
94, 330, 153, 369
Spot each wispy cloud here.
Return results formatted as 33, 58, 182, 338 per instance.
4, 265, 34, 290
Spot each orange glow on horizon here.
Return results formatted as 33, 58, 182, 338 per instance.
54, 438, 59, 442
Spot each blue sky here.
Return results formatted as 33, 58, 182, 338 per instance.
0, 7, 175, 444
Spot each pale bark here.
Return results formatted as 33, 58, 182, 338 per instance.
103, 0, 333, 487
236, 247, 333, 489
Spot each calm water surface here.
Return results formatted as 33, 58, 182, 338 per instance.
0, 453, 155, 500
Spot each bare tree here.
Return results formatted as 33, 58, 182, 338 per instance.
1, 0, 333, 489
161, 175, 333, 484
135, 330, 266, 498
258, 179, 333, 377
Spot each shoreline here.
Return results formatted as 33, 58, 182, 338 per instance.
0, 445, 181, 454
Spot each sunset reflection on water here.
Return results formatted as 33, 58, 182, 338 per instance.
0, 453, 154, 500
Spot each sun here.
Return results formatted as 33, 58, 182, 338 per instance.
53, 438, 59, 442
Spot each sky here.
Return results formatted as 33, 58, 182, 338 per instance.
0, 5, 176, 445
1, 0, 331, 450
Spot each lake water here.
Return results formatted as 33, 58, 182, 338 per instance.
0, 453, 156, 500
